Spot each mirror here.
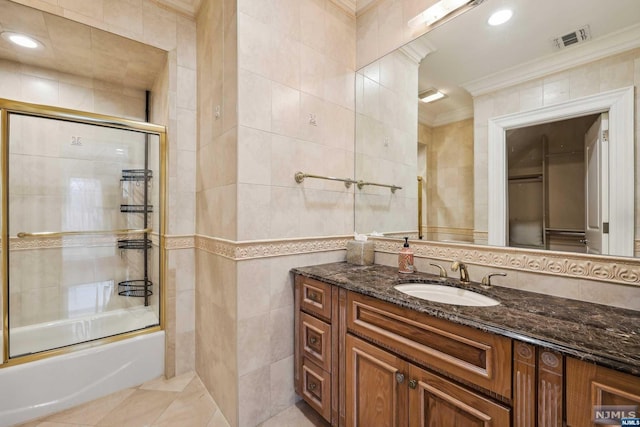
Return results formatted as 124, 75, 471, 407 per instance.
354, 0, 640, 257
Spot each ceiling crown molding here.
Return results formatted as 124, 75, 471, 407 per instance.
400, 36, 436, 64
356, 0, 381, 16
463, 23, 640, 97
331, 0, 357, 15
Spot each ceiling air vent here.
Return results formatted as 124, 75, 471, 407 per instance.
553, 25, 591, 49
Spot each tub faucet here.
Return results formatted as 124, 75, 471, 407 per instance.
451, 261, 470, 284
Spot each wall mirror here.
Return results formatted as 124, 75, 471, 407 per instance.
354, 0, 640, 258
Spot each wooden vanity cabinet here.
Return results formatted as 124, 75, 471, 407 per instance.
566, 357, 640, 427
345, 333, 510, 427
293, 273, 640, 427
294, 275, 343, 425
346, 292, 513, 399
345, 292, 512, 427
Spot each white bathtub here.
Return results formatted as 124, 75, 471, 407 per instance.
0, 329, 164, 426
10, 306, 160, 357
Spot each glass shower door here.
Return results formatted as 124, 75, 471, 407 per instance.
6, 112, 162, 358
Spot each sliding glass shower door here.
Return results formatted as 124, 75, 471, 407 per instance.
3, 104, 164, 359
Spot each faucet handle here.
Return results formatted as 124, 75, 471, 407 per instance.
481, 273, 507, 288
429, 263, 447, 280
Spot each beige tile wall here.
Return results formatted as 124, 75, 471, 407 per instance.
235, 5, 355, 425
195, 249, 239, 427
354, 48, 419, 235
235, 250, 346, 427
237, 0, 356, 241
422, 118, 474, 236
8, 0, 198, 378
195, 0, 238, 426
196, 1, 355, 425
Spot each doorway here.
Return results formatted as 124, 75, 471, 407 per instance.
507, 114, 599, 253
487, 86, 634, 257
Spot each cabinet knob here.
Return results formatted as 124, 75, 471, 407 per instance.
308, 382, 317, 391
395, 373, 405, 384
408, 379, 418, 389
308, 292, 319, 303
309, 336, 318, 345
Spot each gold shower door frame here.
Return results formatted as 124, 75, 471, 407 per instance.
0, 98, 167, 366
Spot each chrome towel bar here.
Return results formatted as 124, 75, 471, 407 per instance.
356, 181, 402, 193
17, 228, 152, 238
294, 171, 357, 188
294, 171, 402, 193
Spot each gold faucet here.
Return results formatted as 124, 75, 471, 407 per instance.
451, 261, 470, 284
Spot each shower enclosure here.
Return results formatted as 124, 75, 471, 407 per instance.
1, 99, 165, 362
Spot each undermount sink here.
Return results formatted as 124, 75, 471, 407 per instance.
394, 283, 500, 307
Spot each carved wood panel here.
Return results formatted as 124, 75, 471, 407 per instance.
513, 342, 536, 427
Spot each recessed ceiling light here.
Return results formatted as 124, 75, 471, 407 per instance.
488, 9, 512, 26
419, 89, 447, 103
1, 31, 41, 49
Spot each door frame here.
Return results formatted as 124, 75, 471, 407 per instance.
487, 86, 634, 257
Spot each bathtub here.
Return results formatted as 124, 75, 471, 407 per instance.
10, 306, 160, 357
0, 323, 164, 426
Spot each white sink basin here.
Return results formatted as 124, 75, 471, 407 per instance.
394, 284, 500, 307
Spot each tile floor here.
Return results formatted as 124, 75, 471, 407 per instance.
16, 372, 329, 427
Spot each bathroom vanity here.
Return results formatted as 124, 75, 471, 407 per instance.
292, 263, 640, 427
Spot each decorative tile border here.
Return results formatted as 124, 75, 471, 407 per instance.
6, 234, 193, 251
10, 232, 639, 285
7, 233, 164, 251
8, 234, 146, 250
373, 237, 640, 286
164, 235, 195, 250
195, 235, 351, 260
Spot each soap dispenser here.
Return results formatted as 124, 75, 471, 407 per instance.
398, 237, 415, 273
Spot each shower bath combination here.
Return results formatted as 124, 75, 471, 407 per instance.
0, 98, 167, 413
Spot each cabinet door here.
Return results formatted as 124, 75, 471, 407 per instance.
408, 364, 511, 427
566, 357, 640, 427
345, 334, 409, 427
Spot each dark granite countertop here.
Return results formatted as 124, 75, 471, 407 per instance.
291, 262, 640, 376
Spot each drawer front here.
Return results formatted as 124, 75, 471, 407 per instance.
347, 291, 512, 398
299, 277, 332, 321
301, 358, 332, 422
301, 312, 332, 372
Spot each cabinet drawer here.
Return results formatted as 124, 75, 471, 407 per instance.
347, 291, 512, 398
301, 312, 332, 372
301, 358, 332, 422
299, 277, 332, 321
